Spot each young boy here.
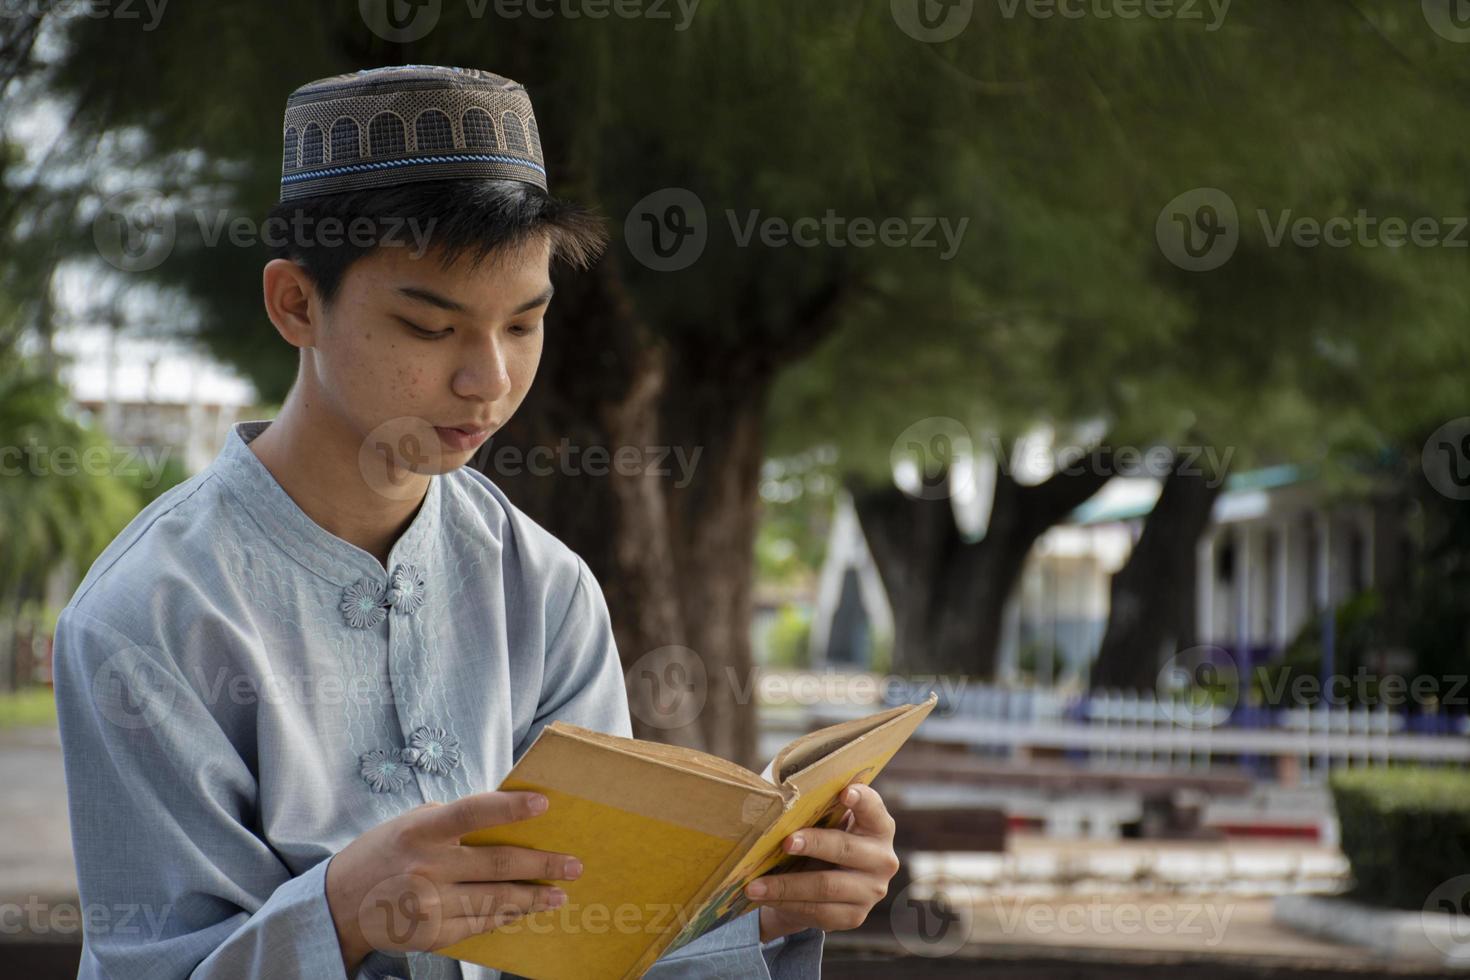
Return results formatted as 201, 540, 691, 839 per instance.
53, 66, 900, 979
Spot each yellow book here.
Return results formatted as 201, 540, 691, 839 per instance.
435, 692, 938, 979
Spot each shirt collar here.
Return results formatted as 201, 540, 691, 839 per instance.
213, 419, 442, 587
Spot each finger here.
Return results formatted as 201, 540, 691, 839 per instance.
748, 897, 872, 932
441, 880, 567, 931
452, 845, 582, 884
781, 827, 895, 875
837, 783, 895, 839
745, 869, 881, 906
416, 791, 550, 841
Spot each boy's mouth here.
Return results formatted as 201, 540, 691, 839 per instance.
434, 424, 492, 452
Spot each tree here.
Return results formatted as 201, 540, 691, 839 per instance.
772, 0, 1470, 684
17, 2, 978, 766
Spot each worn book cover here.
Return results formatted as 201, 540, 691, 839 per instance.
434, 692, 938, 980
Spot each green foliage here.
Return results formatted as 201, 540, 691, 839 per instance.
0, 363, 143, 597
0, 686, 58, 729
766, 0, 1470, 477
1331, 767, 1470, 912
120, 449, 187, 508
12, 1, 1470, 480
11, 3, 1470, 695
1254, 590, 1391, 708
1403, 464, 1470, 684
1017, 640, 1061, 686
755, 448, 838, 588
867, 629, 892, 676
1252, 462, 1470, 707
763, 603, 811, 670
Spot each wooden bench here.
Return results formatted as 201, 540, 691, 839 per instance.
874, 743, 1252, 840
864, 782, 1007, 928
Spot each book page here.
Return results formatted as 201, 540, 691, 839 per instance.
771, 700, 917, 783
660, 694, 937, 954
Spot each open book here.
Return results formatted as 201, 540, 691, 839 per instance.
434, 692, 938, 980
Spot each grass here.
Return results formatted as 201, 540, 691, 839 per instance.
0, 686, 58, 729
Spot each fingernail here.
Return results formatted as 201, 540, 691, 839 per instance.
845, 787, 859, 805
529, 795, 548, 814
564, 859, 583, 879
549, 888, 567, 906
789, 835, 804, 853
747, 880, 766, 898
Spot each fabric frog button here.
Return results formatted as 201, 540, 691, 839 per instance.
386, 563, 427, 616
339, 578, 388, 630
401, 725, 461, 776
359, 747, 412, 793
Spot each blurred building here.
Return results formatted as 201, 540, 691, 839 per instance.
810, 465, 1405, 685
34, 329, 261, 647
58, 326, 260, 474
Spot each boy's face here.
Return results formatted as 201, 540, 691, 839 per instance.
299, 236, 553, 477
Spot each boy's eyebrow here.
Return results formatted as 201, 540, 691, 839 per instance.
395, 284, 555, 316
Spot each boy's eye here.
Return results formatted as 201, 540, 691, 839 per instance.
400, 319, 452, 341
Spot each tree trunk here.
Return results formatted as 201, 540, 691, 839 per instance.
1089, 450, 1226, 692
851, 449, 1115, 679
483, 254, 853, 769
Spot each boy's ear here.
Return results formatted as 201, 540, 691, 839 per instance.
262, 258, 324, 349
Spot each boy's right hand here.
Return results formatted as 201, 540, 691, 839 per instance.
325, 790, 581, 973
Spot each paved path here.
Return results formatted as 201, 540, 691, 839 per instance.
0, 727, 75, 904
4, 724, 1461, 977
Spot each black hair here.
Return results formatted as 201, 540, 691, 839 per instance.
263, 179, 608, 309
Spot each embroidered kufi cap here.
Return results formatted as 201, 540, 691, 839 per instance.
279, 65, 547, 202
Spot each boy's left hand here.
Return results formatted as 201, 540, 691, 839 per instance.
746, 782, 901, 942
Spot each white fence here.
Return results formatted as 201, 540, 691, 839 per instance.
805, 680, 1470, 781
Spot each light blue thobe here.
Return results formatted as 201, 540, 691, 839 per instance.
52, 419, 824, 980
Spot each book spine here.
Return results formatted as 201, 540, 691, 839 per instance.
618, 800, 782, 980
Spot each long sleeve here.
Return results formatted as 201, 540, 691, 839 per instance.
52, 606, 353, 980
759, 925, 826, 978
643, 909, 825, 979
514, 556, 637, 754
